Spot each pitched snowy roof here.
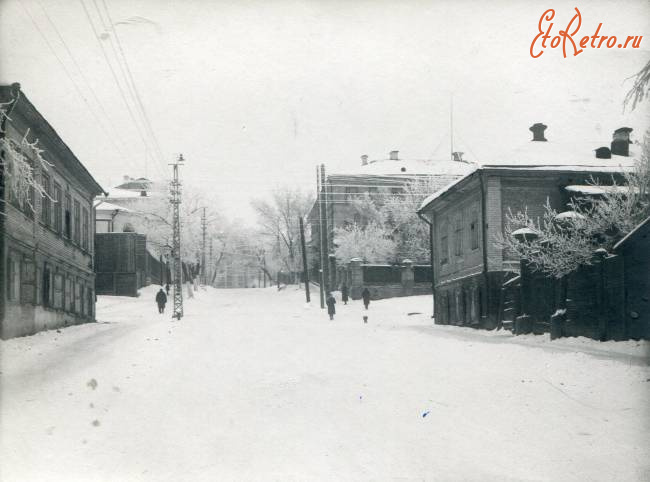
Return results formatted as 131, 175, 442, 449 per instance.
483, 138, 637, 169
417, 166, 479, 211
94, 200, 132, 212
332, 158, 476, 177
418, 142, 638, 212
102, 187, 165, 199
565, 185, 636, 195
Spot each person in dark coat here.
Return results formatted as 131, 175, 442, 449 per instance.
361, 287, 371, 310
156, 288, 167, 314
326, 292, 336, 320
165, 283, 170, 296
341, 284, 349, 305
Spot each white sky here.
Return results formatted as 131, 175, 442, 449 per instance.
1, 0, 649, 224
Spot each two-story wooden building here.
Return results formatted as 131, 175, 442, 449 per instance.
1, 83, 105, 338
417, 123, 636, 328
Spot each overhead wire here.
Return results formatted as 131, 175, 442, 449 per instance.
98, 0, 167, 178
20, 2, 129, 161
78, 0, 165, 180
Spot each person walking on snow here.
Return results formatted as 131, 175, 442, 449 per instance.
362, 287, 371, 310
341, 284, 349, 305
156, 288, 167, 314
165, 282, 170, 296
326, 292, 336, 320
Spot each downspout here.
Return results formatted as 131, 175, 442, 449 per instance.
478, 170, 491, 324
417, 211, 436, 320
0, 84, 22, 333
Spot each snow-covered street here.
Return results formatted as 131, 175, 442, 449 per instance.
1, 286, 649, 481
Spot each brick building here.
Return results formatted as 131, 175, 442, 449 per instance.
308, 150, 474, 289
1, 83, 105, 338
417, 123, 637, 328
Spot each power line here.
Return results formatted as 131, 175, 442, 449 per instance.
90, 0, 157, 175
99, 0, 167, 177
78, 0, 164, 179
20, 2, 128, 160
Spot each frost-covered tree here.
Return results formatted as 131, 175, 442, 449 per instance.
335, 176, 442, 263
333, 222, 397, 264
625, 59, 650, 111
496, 131, 650, 278
1, 101, 51, 212
251, 187, 314, 279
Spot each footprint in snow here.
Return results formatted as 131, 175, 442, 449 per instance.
91, 420, 101, 427
87, 379, 98, 390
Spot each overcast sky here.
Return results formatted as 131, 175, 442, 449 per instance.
1, 0, 649, 224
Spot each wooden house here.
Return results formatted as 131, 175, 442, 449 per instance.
1, 83, 105, 338
417, 123, 636, 328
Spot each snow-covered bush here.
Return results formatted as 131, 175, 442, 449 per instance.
496, 131, 650, 278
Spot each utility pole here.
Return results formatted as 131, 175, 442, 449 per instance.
316, 166, 325, 308
299, 216, 310, 303
320, 164, 330, 293
170, 154, 184, 320
209, 237, 213, 287
200, 207, 207, 285
450, 93, 454, 162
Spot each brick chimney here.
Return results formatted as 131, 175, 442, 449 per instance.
595, 147, 611, 159
529, 123, 548, 142
389, 150, 399, 160
611, 127, 633, 157
361, 154, 368, 166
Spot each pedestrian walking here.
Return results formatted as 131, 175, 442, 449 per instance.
156, 288, 167, 314
341, 284, 349, 305
165, 282, 170, 296
362, 287, 371, 310
326, 292, 336, 320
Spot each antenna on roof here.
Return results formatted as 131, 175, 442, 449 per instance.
450, 94, 454, 162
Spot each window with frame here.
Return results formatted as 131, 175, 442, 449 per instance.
74, 281, 81, 314
64, 193, 72, 239
80, 284, 86, 315
470, 210, 479, 250
454, 218, 463, 256
42, 263, 51, 307
440, 222, 449, 265
53, 183, 62, 233
65, 277, 72, 312
73, 199, 81, 244
20, 259, 36, 304
40, 173, 52, 226
82, 207, 89, 250
53, 273, 64, 309
7, 256, 20, 301
70, 280, 76, 313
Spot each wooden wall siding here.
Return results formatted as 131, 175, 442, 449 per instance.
1, 94, 100, 339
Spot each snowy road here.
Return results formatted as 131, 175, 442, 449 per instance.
1, 286, 649, 481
